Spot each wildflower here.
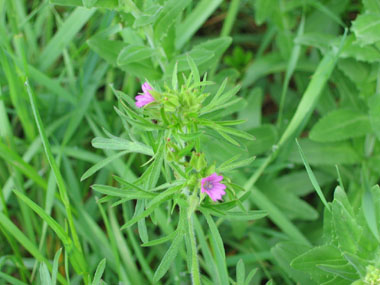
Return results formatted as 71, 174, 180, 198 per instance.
201, 173, 226, 201
135, 82, 154, 108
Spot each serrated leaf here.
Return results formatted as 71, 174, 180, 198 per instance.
339, 34, 380, 63
291, 245, 345, 271
317, 263, 358, 281
310, 109, 371, 142
117, 45, 157, 65
332, 199, 361, 253
271, 242, 313, 284
88, 37, 161, 80
289, 139, 360, 165
351, 13, 380, 46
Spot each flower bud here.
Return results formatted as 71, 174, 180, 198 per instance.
190, 152, 206, 172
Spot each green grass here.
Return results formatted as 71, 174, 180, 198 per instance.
1, 0, 380, 284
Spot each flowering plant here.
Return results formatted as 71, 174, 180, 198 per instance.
85, 58, 267, 282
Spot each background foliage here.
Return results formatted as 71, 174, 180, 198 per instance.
1, 0, 380, 284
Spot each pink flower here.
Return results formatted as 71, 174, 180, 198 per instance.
135, 82, 154, 108
201, 173, 226, 202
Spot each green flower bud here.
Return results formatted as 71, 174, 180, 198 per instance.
187, 174, 197, 186
190, 152, 207, 172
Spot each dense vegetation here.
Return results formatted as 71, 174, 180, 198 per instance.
1, 0, 380, 284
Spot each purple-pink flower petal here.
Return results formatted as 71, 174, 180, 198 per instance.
135, 82, 154, 108
201, 172, 226, 202
142, 82, 152, 94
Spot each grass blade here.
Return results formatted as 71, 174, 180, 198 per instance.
39, 7, 95, 70
92, 259, 106, 285
295, 139, 330, 211
25, 80, 88, 277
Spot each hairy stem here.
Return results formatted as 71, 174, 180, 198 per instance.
188, 213, 201, 285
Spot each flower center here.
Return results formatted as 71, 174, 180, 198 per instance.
204, 181, 214, 191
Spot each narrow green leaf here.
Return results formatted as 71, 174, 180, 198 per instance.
236, 259, 245, 285
187, 54, 200, 85
0, 272, 29, 285
176, 0, 222, 49
0, 212, 50, 271
141, 230, 177, 247
92, 137, 153, 155
225, 210, 267, 220
295, 139, 330, 211
40, 7, 95, 70
204, 213, 229, 285
0, 141, 47, 190
92, 259, 106, 285
153, 232, 184, 282
92, 184, 155, 199
25, 81, 85, 272
278, 38, 345, 147
52, 248, 62, 285
245, 268, 258, 285
218, 156, 256, 173
81, 150, 128, 181
121, 185, 182, 229
39, 263, 51, 285
14, 190, 70, 243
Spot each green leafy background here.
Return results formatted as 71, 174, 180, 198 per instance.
1, 0, 380, 284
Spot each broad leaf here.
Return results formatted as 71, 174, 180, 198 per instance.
310, 109, 371, 142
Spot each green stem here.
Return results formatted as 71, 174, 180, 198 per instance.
188, 214, 201, 285
241, 153, 275, 198
221, 0, 240, 37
